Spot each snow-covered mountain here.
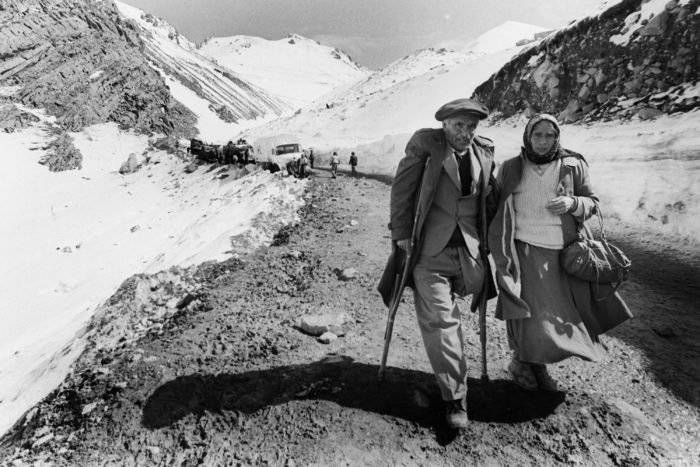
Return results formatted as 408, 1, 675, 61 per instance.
472, 0, 699, 122
115, 1, 291, 141
243, 21, 549, 149
199, 34, 369, 109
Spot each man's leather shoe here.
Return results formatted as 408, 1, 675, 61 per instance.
444, 398, 468, 429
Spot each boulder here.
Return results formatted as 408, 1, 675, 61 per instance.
637, 107, 664, 120
338, 268, 357, 281
639, 10, 670, 36
119, 153, 145, 174
299, 313, 348, 336
39, 134, 82, 172
317, 332, 338, 344
559, 99, 582, 123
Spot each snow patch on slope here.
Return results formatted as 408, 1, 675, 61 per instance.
461, 21, 548, 54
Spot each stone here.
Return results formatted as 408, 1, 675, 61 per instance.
637, 107, 664, 120
338, 268, 357, 281
287, 250, 302, 259
578, 84, 592, 100
81, 402, 99, 415
639, 10, 670, 36
317, 332, 338, 344
119, 153, 145, 175
299, 313, 347, 336
32, 433, 54, 448
39, 134, 82, 172
184, 161, 198, 173
559, 99, 582, 123
130, 225, 140, 233
664, 0, 678, 11
582, 102, 596, 114
349, 219, 359, 226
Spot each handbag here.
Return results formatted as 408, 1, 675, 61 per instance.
561, 201, 631, 291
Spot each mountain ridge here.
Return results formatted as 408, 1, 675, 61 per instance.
199, 32, 370, 109
472, 0, 699, 122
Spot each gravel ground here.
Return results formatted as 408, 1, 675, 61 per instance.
2, 168, 699, 466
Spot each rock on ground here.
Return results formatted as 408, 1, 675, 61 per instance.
38, 133, 82, 172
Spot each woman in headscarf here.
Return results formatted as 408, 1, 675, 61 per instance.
488, 114, 631, 391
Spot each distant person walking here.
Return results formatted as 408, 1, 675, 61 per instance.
286, 158, 298, 177
309, 149, 315, 168
299, 152, 309, 178
349, 151, 358, 176
330, 152, 340, 178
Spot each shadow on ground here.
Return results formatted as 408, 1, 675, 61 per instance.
608, 234, 700, 408
143, 355, 564, 441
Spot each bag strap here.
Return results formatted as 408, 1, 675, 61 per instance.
592, 200, 630, 271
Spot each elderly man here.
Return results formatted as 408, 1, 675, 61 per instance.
387, 98, 499, 429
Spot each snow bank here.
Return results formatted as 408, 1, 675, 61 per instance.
313, 111, 700, 244
0, 123, 307, 435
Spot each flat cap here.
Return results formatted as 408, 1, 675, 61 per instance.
434, 98, 489, 121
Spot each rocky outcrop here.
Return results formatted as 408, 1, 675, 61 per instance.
473, 0, 699, 122
38, 133, 82, 172
118, 153, 146, 175
0, 103, 40, 132
0, 0, 197, 136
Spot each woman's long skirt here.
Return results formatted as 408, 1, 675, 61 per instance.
507, 240, 605, 364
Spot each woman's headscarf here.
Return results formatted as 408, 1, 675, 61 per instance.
522, 113, 562, 165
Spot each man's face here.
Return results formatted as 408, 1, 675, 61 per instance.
443, 114, 479, 152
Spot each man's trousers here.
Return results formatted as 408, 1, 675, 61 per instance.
412, 245, 485, 401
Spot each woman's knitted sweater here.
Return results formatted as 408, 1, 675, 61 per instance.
512, 159, 563, 249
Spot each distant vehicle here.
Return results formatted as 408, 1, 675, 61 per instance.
189, 138, 221, 163
223, 139, 254, 164
266, 143, 303, 172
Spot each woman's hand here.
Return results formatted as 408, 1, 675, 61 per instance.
546, 196, 575, 215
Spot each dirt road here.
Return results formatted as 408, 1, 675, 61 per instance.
2, 169, 699, 465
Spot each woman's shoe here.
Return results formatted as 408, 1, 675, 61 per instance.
507, 358, 538, 391
531, 364, 559, 392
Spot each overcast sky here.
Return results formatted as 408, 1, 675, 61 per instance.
122, 0, 600, 68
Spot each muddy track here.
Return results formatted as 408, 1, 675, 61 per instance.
1, 170, 699, 466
